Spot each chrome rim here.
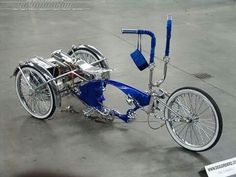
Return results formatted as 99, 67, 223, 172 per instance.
71, 49, 110, 79
166, 89, 219, 151
16, 67, 53, 119
72, 50, 103, 68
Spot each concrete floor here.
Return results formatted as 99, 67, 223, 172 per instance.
0, 0, 236, 176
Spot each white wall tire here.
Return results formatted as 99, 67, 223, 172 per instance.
15, 66, 56, 119
165, 87, 222, 152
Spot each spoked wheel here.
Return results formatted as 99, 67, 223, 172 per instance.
165, 87, 222, 152
68, 46, 110, 79
15, 66, 55, 119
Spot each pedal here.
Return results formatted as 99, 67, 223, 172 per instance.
83, 107, 95, 117
95, 114, 115, 123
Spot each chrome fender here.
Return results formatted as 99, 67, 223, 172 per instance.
12, 61, 61, 107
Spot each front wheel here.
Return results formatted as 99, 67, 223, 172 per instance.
165, 87, 222, 152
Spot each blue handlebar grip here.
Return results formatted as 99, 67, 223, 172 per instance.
165, 15, 172, 57
122, 29, 138, 34
121, 28, 156, 64
137, 30, 156, 64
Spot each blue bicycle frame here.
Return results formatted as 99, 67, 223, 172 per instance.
74, 16, 172, 122
74, 79, 150, 122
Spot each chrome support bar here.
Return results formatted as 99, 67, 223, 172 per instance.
90, 58, 106, 65
148, 64, 155, 91
155, 56, 170, 87
18, 66, 33, 89
35, 69, 88, 90
51, 50, 74, 64
155, 96, 190, 122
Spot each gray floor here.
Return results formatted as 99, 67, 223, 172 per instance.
0, 0, 236, 177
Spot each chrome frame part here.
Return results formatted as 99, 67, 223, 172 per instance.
146, 55, 172, 121
18, 66, 33, 89
34, 69, 88, 91
12, 45, 111, 109
71, 44, 110, 69
148, 56, 170, 92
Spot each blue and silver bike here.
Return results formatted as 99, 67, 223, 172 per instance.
13, 16, 222, 152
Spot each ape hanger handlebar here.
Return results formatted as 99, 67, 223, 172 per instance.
122, 16, 173, 90
121, 15, 172, 64
121, 29, 156, 64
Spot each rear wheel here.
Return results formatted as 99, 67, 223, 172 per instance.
15, 66, 56, 119
165, 87, 222, 151
68, 46, 110, 79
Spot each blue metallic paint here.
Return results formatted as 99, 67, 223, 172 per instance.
77, 80, 105, 110
75, 79, 150, 122
105, 80, 150, 107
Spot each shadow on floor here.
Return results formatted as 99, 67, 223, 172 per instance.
13, 169, 93, 177
167, 147, 209, 177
